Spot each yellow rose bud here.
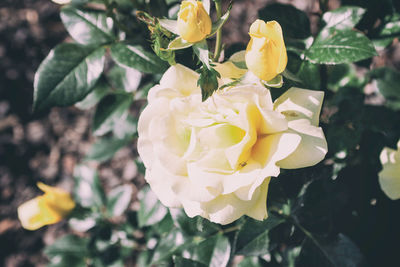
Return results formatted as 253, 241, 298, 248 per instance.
245, 19, 288, 82
18, 182, 75, 230
177, 0, 212, 43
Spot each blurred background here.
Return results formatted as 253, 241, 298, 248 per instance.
0, 0, 399, 266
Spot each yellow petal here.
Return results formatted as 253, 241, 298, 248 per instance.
37, 182, 75, 213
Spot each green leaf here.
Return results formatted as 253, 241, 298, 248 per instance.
137, 186, 168, 227
236, 215, 284, 256
183, 234, 231, 267
370, 67, 400, 98
60, 6, 114, 45
306, 29, 377, 64
86, 137, 131, 163
258, 3, 311, 39
153, 212, 174, 235
370, 67, 400, 110
169, 208, 220, 237
229, 51, 247, 69
237, 257, 262, 267
92, 93, 133, 136
193, 40, 210, 69
159, 19, 179, 35
197, 66, 220, 101
33, 43, 105, 111
167, 36, 193, 50
327, 64, 364, 92
112, 113, 138, 139
209, 7, 230, 36
297, 61, 321, 90
71, 0, 90, 5
297, 234, 365, 267
110, 43, 168, 74
173, 256, 207, 267
75, 79, 109, 110
373, 14, 400, 49
151, 228, 190, 264
321, 6, 365, 31
45, 234, 88, 267
107, 184, 133, 217
107, 64, 142, 92
73, 164, 105, 208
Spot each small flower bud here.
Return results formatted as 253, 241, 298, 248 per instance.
245, 19, 287, 82
18, 182, 75, 230
177, 0, 212, 43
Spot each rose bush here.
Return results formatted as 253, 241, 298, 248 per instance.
137, 64, 327, 224
379, 140, 400, 200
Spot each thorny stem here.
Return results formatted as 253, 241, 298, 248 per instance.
213, 0, 223, 62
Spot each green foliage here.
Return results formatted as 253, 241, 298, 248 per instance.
85, 137, 132, 162
372, 13, 400, 49
45, 235, 89, 267
110, 43, 168, 74
306, 6, 377, 64
182, 234, 231, 267
60, 6, 115, 45
33, 44, 105, 111
370, 67, 400, 110
197, 66, 221, 101
297, 234, 365, 267
306, 29, 377, 64
137, 186, 168, 227
235, 215, 284, 256
75, 79, 109, 110
107, 185, 133, 217
92, 93, 133, 136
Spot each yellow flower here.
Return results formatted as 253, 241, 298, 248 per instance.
18, 182, 75, 230
177, 0, 212, 43
245, 19, 287, 82
378, 140, 400, 200
137, 64, 327, 225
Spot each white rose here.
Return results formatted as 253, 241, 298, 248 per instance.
137, 64, 327, 225
378, 140, 400, 200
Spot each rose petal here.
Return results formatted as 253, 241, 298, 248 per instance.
277, 119, 327, 169
146, 159, 182, 207
159, 64, 200, 96
274, 87, 324, 126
